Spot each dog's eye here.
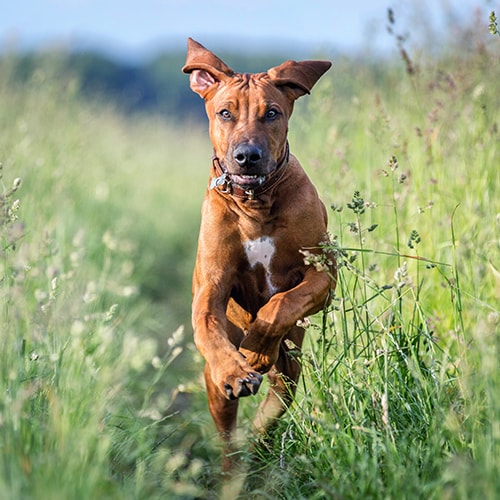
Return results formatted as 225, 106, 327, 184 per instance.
265, 109, 279, 120
218, 109, 232, 121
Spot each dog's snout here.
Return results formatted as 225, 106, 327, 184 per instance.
233, 143, 263, 168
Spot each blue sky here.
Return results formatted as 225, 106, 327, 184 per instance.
1, 0, 491, 60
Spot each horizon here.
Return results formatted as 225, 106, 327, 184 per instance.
1, 0, 490, 62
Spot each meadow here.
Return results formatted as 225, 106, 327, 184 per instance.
1, 14, 499, 500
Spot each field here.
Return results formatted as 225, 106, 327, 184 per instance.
1, 15, 499, 500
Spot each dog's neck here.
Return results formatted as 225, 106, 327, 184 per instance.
210, 142, 290, 201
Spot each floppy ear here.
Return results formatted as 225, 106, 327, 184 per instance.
267, 60, 332, 100
182, 38, 235, 99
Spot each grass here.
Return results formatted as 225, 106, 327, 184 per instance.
1, 11, 499, 500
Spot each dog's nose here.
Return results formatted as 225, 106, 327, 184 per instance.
233, 143, 263, 168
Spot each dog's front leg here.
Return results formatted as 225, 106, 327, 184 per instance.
192, 287, 263, 401
239, 268, 332, 373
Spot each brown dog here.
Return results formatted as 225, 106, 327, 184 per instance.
183, 38, 335, 470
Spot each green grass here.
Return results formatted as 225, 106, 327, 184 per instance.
1, 18, 499, 500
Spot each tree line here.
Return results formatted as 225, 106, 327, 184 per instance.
3, 49, 294, 120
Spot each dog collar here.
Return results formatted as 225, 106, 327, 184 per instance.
210, 142, 289, 200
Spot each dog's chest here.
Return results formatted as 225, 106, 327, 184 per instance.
243, 236, 278, 296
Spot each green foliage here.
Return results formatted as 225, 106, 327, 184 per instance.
244, 13, 499, 498
0, 8, 499, 499
0, 66, 212, 498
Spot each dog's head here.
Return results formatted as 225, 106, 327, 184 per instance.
183, 38, 331, 190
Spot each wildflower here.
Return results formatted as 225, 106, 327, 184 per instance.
388, 155, 399, 171
347, 190, 365, 214
296, 318, 311, 328
167, 325, 184, 347
472, 84, 485, 100
284, 338, 301, 351
8, 199, 21, 221
104, 304, 119, 322
328, 233, 339, 248
408, 229, 421, 249
394, 261, 412, 288
347, 222, 359, 233
489, 11, 499, 36
50, 276, 58, 291
299, 249, 332, 272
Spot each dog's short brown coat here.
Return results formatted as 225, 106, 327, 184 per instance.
183, 38, 336, 470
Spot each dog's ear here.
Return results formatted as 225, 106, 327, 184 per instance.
267, 60, 332, 100
182, 38, 235, 99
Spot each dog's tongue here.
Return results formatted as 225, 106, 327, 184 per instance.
230, 174, 266, 187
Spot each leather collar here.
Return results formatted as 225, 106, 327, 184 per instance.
210, 142, 289, 200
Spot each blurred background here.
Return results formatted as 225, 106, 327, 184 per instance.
1, 0, 490, 119
2, 0, 488, 56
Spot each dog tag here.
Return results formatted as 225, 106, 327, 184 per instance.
245, 189, 255, 200
210, 173, 230, 190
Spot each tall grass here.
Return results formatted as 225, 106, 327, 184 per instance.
0, 65, 213, 498
242, 12, 499, 499
1, 10, 499, 500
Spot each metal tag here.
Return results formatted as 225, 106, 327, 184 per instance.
210, 173, 230, 190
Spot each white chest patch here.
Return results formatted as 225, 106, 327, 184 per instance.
244, 236, 278, 295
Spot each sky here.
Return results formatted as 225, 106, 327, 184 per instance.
1, 0, 493, 60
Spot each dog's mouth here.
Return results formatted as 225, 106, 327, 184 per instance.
229, 173, 267, 188
211, 143, 289, 195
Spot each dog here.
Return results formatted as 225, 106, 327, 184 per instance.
183, 38, 336, 471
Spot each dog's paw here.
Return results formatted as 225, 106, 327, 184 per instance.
212, 352, 264, 400
223, 371, 263, 400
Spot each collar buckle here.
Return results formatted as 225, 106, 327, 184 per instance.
209, 172, 231, 192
